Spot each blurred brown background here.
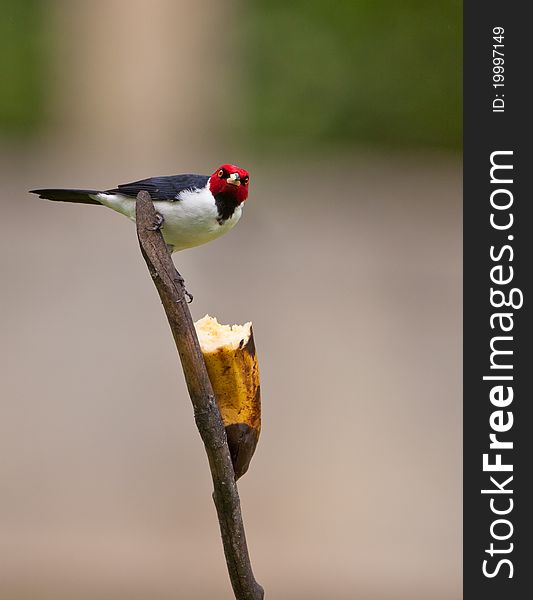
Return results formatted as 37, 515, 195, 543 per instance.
0, 1, 462, 598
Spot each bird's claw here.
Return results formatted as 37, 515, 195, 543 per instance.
175, 275, 194, 303
148, 212, 165, 231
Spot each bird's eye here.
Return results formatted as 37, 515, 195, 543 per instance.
218, 169, 224, 178
242, 176, 249, 185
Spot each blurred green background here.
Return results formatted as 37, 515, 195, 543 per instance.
0, 0, 46, 137
2, 0, 461, 150
242, 0, 461, 150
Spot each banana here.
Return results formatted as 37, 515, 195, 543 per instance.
194, 315, 261, 479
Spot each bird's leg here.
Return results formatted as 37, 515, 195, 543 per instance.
147, 212, 165, 231
147, 213, 193, 299
174, 271, 194, 303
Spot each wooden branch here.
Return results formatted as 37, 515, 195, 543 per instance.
135, 191, 264, 600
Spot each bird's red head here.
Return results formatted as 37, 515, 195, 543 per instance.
208, 164, 250, 204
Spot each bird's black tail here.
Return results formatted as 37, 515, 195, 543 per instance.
30, 189, 102, 205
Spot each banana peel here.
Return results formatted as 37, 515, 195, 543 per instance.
194, 315, 261, 479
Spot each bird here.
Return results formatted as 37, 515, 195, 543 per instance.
31, 164, 250, 253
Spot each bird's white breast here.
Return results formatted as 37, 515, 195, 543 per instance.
93, 187, 242, 252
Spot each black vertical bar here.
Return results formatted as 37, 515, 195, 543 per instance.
464, 2, 532, 598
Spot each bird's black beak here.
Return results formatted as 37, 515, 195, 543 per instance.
226, 173, 241, 186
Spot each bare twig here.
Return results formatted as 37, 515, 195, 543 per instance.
135, 191, 264, 600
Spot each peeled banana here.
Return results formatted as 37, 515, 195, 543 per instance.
194, 315, 261, 479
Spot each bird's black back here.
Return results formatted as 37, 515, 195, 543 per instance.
30, 174, 210, 206
107, 174, 209, 201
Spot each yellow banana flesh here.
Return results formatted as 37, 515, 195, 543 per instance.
194, 315, 261, 479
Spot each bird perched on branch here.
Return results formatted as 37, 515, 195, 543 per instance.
31, 164, 250, 253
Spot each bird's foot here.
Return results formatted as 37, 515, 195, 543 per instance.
147, 212, 165, 231
175, 274, 193, 303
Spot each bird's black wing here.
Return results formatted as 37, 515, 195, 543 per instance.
106, 174, 209, 201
